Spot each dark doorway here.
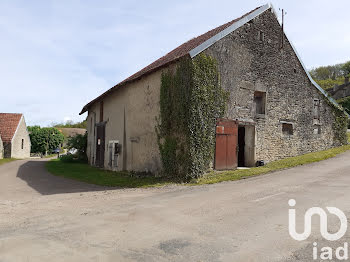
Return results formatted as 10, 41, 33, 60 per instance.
238, 126, 245, 167
95, 123, 106, 168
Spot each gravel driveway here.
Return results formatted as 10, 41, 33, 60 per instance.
1, 153, 350, 262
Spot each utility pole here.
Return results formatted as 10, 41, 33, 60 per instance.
279, 8, 287, 49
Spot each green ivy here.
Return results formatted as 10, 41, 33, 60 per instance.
337, 97, 350, 114
332, 109, 349, 145
321, 93, 348, 144
324, 98, 349, 145
156, 54, 228, 181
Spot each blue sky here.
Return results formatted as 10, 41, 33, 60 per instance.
1, 0, 349, 126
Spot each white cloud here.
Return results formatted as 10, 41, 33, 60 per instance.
63, 117, 72, 123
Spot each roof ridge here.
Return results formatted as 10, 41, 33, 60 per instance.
80, 5, 264, 114
118, 5, 262, 86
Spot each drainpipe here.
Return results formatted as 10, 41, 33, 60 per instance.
91, 112, 96, 166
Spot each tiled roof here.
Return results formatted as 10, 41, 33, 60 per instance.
0, 113, 22, 143
80, 6, 262, 114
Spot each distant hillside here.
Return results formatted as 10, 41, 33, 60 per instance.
309, 61, 350, 116
53, 120, 87, 129
309, 60, 350, 91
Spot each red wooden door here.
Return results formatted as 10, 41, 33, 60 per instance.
215, 119, 238, 170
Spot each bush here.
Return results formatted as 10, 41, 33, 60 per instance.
59, 154, 76, 163
315, 77, 345, 90
59, 154, 87, 163
28, 126, 64, 154
67, 132, 87, 162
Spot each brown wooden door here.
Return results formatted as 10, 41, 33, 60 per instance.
95, 124, 106, 168
215, 119, 238, 170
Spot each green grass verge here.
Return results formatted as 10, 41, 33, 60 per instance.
46, 136, 350, 188
45, 160, 172, 188
192, 143, 350, 185
0, 158, 17, 166
44, 154, 59, 159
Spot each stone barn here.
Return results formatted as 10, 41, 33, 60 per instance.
0, 113, 31, 159
80, 4, 348, 176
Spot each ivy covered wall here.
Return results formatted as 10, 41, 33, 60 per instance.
331, 105, 349, 143
156, 54, 228, 180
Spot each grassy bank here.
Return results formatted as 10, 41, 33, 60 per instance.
46, 138, 350, 188
193, 135, 350, 185
0, 158, 17, 166
46, 160, 171, 188
193, 144, 350, 185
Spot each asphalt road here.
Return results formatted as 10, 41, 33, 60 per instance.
0, 152, 350, 262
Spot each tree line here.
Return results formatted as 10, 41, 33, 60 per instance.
52, 120, 87, 129
309, 61, 350, 90
28, 119, 88, 156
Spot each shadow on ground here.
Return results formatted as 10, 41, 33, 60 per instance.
17, 160, 114, 195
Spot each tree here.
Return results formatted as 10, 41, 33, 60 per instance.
310, 63, 346, 81
309, 66, 332, 80
342, 61, 350, 77
28, 126, 64, 154
67, 132, 87, 161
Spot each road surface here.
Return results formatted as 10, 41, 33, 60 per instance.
0, 153, 350, 262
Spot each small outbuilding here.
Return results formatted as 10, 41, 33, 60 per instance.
0, 113, 31, 159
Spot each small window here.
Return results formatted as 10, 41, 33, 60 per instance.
293, 68, 297, 74
313, 99, 320, 120
282, 123, 293, 135
254, 91, 266, 115
258, 31, 264, 41
313, 125, 321, 135
21, 139, 24, 149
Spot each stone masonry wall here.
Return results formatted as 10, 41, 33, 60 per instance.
204, 8, 344, 163
11, 117, 31, 159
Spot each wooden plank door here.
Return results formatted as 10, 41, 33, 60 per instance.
215, 119, 238, 170
95, 124, 106, 168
